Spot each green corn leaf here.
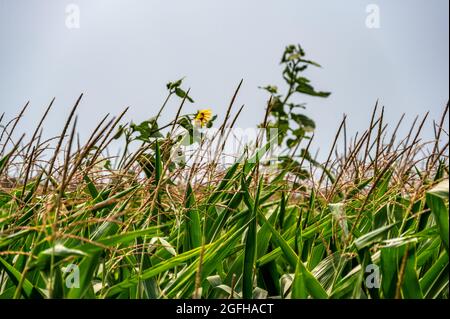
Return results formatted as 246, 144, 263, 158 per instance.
0, 257, 44, 299
242, 177, 262, 299
426, 181, 449, 255
184, 183, 201, 250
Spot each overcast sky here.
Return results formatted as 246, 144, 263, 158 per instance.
0, 0, 448, 159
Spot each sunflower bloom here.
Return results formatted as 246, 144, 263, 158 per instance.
195, 109, 213, 127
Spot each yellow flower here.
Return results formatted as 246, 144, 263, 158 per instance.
194, 109, 213, 127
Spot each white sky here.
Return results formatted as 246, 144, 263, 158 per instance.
0, 0, 448, 159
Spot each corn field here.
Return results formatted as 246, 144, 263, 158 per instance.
0, 86, 448, 299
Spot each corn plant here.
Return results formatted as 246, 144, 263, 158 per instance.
0, 59, 448, 299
